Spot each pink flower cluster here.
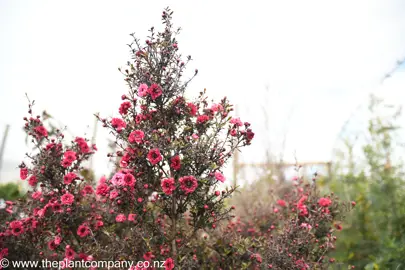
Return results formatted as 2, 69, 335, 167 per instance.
61, 150, 77, 168
138, 83, 163, 100
128, 130, 145, 144
75, 137, 91, 153
110, 118, 126, 132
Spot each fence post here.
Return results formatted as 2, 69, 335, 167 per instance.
233, 150, 239, 187
89, 114, 98, 172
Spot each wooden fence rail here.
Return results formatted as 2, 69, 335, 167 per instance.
232, 151, 332, 186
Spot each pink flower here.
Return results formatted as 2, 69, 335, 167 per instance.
230, 117, 243, 127
128, 130, 145, 144
64, 150, 77, 163
164, 258, 175, 270
81, 185, 94, 196
128, 213, 136, 221
296, 260, 310, 269
36, 208, 46, 217
63, 172, 77, 185
298, 195, 307, 205
147, 148, 162, 165
111, 172, 125, 186
45, 142, 55, 151
119, 101, 131, 115
211, 103, 223, 112
109, 191, 119, 200
96, 183, 109, 196
197, 115, 209, 124
31, 191, 42, 200
192, 134, 199, 140
123, 173, 136, 187
9, 220, 24, 236
52, 203, 63, 213
138, 83, 149, 97
34, 125, 48, 137
78, 253, 93, 261
110, 118, 127, 132
277, 199, 287, 207
120, 153, 131, 168
20, 167, 28, 180
318, 197, 332, 207
77, 224, 90, 237
214, 171, 226, 183
170, 155, 181, 171
250, 253, 262, 264
95, 220, 104, 229
0, 248, 9, 258
148, 83, 163, 100
65, 245, 75, 260
61, 193, 74, 205
116, 214, 126, 223
28, 175, 38, 187
300, 223, 312, 230
48, 240, 57, 250
53, 236, 61, 245
75, 137, 90, 153
246, 128, 254, 141
297, 196, 308, 216
187, 103, 197, 116
99, 175, 107, 184
61, 159, 72, 168
135, 114, 144, 124
143, 252, 154, 261
161, 178, 176, 195
179, 176, 198, 194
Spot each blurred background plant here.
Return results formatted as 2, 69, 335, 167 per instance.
316, 94, 405, 269
225, 91, 405, 269
0, 182, 25, 201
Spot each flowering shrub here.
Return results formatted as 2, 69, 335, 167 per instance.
0, 8, 354, 270
0, 8, 255, 269
196, 174, 355, 269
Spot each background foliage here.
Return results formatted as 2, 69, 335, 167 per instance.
323, 95, 405, 269
0, 182, 24, 201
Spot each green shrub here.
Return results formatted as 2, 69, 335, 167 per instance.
327, 95, 405, 269
0, 182, 24, 201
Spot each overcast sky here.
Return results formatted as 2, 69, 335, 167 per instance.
1, 0, 405, 184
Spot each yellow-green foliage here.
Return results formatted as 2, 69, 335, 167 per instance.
0, 182, 25, 201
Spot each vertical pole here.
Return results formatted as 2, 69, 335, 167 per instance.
0, 125, 10, 182
89, 114, 98, 172
233, 150, 239, 187
327, 162, 332, 180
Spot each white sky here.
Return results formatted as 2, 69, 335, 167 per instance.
1, 0, 405, 184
